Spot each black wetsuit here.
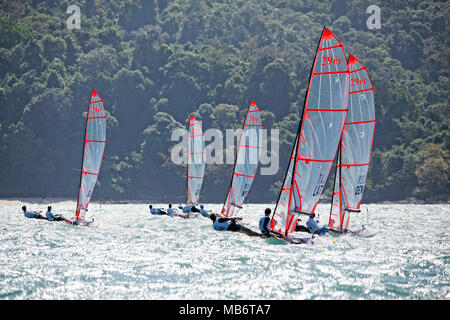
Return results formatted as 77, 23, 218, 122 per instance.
295, 224, 311, 233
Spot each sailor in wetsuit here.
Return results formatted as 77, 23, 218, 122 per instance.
178, 204, 201, 214
167, 204, 189, 219
45, 206, 72, 223
149, 205, 169, 216
167, 204, 175, 217
209, 213, 260, 236
258, 208, 272, 237
22, 206, 46, 219
294, 218, 311, 233
306, 213, 330, 235
198, 204, 210, 218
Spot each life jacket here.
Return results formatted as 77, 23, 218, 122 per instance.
182, 205, 193, 213
24, 211, 37, 218
259, 216, 270, 231
213, 219, 229, 231
46, 211, 55, 221
150, 208, 161, 215
306, 218, 320, 233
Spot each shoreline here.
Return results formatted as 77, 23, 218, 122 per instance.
1, 198, 449, 205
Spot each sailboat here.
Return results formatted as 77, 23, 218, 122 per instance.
221, 100, 262, 217
186, 114, 206, 206
73, 89, 107, 226
268, 27, 349, 242
328, 54, 376, 236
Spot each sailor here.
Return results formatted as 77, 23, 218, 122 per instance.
209, 213, 260, 237
179, 204, 201, 213
198, 204, 210, 218
22, 206, 46, 219
167, 204, 175, 217
295, 218, 311, 233
306, 213, 329, 235
149, 205, 168, 215
166, 203, 188, 218
45, 206, 71, 223
258, 208, 272, 237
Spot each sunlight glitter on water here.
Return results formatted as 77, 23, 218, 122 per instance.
0, 202, 449, 299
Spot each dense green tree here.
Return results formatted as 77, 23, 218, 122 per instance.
0, 0, 448, 203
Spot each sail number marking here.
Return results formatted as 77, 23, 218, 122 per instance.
355, 175, 366, 196
312, 173, 326, 197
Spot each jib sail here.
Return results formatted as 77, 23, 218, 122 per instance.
328, 55, 375, 231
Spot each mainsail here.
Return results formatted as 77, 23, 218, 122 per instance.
186, 115, 206, 205
270, 27, 349, 235
328, 55, 375, 231
75, 89, 106, 219
221, 100, 262, 217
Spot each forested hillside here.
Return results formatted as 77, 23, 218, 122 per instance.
0, 0, 448, 203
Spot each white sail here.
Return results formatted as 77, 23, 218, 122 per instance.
270, 27, 349, 234
221, 100, 262, 217
187, 115, 206, 205
75, 89, 106, 219
329, 55, 375, 231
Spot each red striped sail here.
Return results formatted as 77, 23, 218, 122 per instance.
75, 89, 106, 219
270, 27, 349, 235
187, 115, 206, 205
328, 55, 375, 231
221, 100, 262, 217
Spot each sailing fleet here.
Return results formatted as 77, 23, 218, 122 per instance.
27, 27, 376, 242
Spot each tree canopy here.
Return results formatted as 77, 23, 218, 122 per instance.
0, 0, 448, 203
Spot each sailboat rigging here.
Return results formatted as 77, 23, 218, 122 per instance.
221, 100, 262, 218
74, 89, 106, 225
269, 27, 349, 240
186, 114, 206, 206
328, 54, 376, 234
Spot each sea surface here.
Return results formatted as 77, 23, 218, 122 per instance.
0, 200, 449, 300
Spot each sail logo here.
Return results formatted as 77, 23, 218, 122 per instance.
249, 115, 260, 122
92, 106, 103, 113
351, 77, 367, 86
322, 56, 342, 66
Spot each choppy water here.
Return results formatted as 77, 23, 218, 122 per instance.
0, 201, 449, 300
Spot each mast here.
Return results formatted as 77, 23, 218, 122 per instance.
221, 103, 249, 216
269, 27, 350, 236
186, 114, 205, 205
284, 26, 327, 234
75, 89, 92, 218
221, 100, 262, 217
75, 89, 107, 219
186, 115, 192, 205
